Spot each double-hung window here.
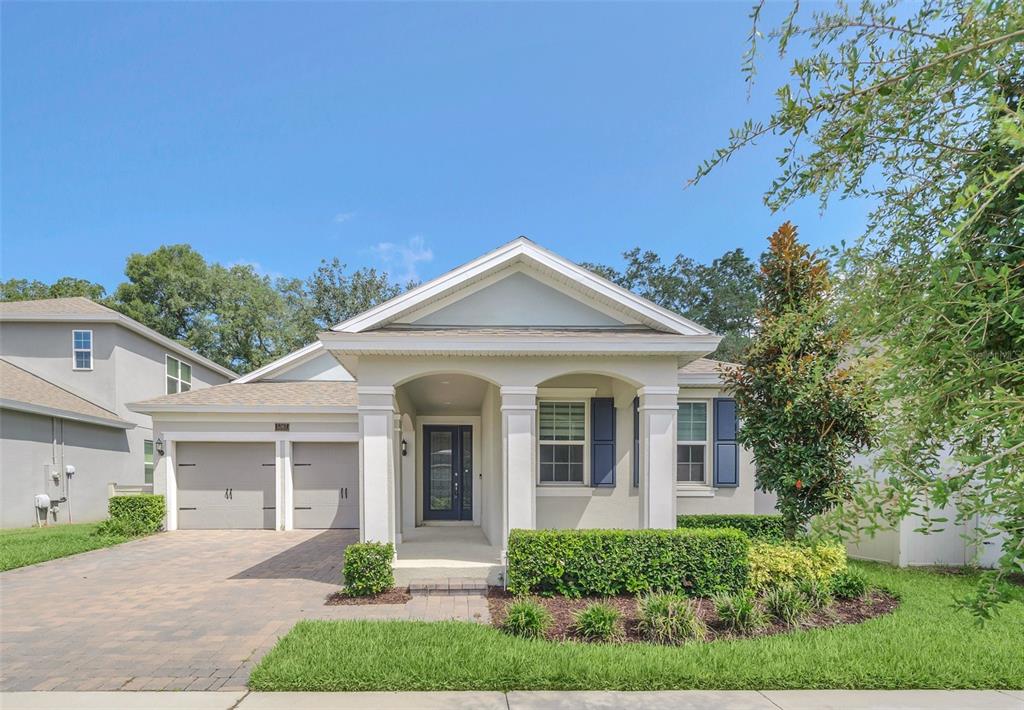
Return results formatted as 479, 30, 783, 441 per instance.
166, 355, 192, 394
144, 440, 155, 484
538, 401, 585, 484
72, 330, 92, 370
677, 401, 708, 484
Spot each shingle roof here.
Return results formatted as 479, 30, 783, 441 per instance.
0, 359, 132, 428
678, 357, 738, 375
129, 381, 358, 411
0, 296, 116, 317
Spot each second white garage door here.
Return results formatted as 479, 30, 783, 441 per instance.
292, 442, 359, 529
176, 442, 276, 529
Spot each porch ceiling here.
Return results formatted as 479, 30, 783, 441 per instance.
400, 373, 489, 413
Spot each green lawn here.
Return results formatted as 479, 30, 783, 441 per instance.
249, 562, 1024, 691
0, 523, 131, 572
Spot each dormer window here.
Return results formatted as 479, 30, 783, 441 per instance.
72, 330, 92, 370
166, 355, 192, 394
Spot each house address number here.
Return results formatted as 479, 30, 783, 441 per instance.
274, 423, 290, 432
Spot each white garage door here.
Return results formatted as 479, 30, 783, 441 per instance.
176, 443, 276, 529
292, 442, 358, 529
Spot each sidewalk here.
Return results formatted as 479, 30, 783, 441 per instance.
1, 689, 1022, 710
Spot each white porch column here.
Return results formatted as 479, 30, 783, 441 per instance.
279, 440, 294, 531
639, 386, 678, 529
501, 386, 537, 542
358, 386, 398, 545
164, 440, 177, 531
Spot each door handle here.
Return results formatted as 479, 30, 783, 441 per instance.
225, 488, 229, 500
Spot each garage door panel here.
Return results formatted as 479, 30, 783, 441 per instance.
176, 443, 276, 530
292, 443, 358, 529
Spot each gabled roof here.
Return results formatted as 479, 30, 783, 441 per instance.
0, 359, 133, 429
0, 297, 237, 379
678, 357, 739, 385
332, 237, 713, 336
127, 381, 357, 413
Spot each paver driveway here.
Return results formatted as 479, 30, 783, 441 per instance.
0, 529, 419, 692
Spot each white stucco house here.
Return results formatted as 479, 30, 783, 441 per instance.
129, 238, 759, 576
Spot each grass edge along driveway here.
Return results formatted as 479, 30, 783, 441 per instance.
0, 523, 130, 572
249, 562, 1024, 691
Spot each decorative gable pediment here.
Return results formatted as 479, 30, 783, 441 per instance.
333, 237, 710, 336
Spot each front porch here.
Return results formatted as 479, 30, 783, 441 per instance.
394, 527, 505, 586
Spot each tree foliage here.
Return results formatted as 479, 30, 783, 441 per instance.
3, 245, 411, 374
583, 247, 759, 361
723, 223, 875, 539
1, 276, 107, 302
694, 0, 1024, 613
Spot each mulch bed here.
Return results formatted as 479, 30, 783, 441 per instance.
487, 588, 899, 644
326, 588, 412, 605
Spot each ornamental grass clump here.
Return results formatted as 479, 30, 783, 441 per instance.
501, 598, 552, 640
572, 601, 622, 642
713, 590, 768, 634
763, 585, 810, 627
830, 568, 870, 599
797, 577, 834, 611
637, 592, 706, 644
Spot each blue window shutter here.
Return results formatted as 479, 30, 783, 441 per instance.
632, 396, 640, 487
713, 398, 739, 487
591, 397, 616, 487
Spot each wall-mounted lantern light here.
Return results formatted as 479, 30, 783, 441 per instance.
401, 439, 408, 457
154, 438, 165, 456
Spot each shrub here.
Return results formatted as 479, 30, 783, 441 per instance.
677, 514, 785, 542
506, 528, 750, 598
572, 602, 622, 642
342, 542, 394, 596
637, 592, 707, 644
95, 494, 164, 537
747, 541, 847, 592
713, 590, 768, 634
763, 585, 810, 626
502, 598, 552, 639
830, 568, 870, 599
797, 577, 834, 610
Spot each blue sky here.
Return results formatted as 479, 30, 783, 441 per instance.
2, 2, 869, 290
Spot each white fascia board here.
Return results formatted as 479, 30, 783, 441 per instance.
1, 312, 237, 379
126, 403, 358, 415
160, 430, 360, 443
232, 341, 323, 384
1, 399, 135, 429
331, 237, 714, 336
320, 331, 721, 356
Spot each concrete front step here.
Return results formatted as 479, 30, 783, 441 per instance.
409, 578, 490, 596
394, 564, 505, 587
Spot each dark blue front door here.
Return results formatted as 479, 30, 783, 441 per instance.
423, 425, 472, 521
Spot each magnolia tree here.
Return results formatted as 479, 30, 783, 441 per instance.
724, 223, 875, 539
693, 0, 1024, 614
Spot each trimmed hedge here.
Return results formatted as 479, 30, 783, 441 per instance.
747, 541, 847, 592
342, 542, 395, 596
506, 528, 750, 598
96, 494, 165, 537
676, 514, 785, 542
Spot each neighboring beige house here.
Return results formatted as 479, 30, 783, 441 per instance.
129, 238, 757, 579
0, 298, 235, 528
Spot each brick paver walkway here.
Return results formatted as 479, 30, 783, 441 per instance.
0, 530, 489, 692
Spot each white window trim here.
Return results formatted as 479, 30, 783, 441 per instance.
165, 355, 193, 394
537, 397, 590, 487
676, 398, 712, 490
72, 329, 93, 371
